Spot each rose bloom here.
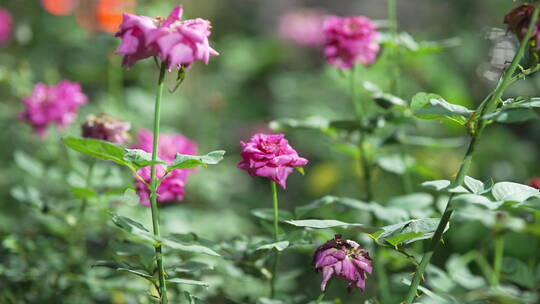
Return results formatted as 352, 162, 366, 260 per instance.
115, 5, 218, 69
132, 129, 197, 206
313, 234, 372, 291
278, 9, 325, 47
322, 15, 380, 69
0, 7, 12, 47
20, 80, 88, 137
504, 3, 540, 50
237, 133, 308, 189
81, 114, 131, 144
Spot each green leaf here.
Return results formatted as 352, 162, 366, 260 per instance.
70, 187, 97, 199
421, 180, 469, 194
110, 214, 155, 242
363, 81, 407, 108
167, 278, 209, 287
64, 137, 131, 168
294, 196, 339, 218
463, 176, 486, 194
375, 154, 415, 175
183, 291, 206, 304
14, 150, 44, 177
285, 219, 378, 233
123, 149, 167, 169
92, 260, 152, 280
251, 208, 294, 222
502, 257, 535, 288
452, 194, 501, 210
172, 261, 214, 273
162, 233, 220, 257
255, 241, 290, 252
373, 218, 446, 246
483, 108, 538, 123
268, 117, 330, 132
167, 150, 225, 171
491, 182, 539, 202
411, 92, 473, 125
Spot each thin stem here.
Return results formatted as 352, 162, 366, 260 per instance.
315, 291, 325, 304
150, 62, 168, 304
79, 158, 96, 213
349, 65, 373, 200
493, 234, 505, 283
403, 5, 540, 303
270, 181, 280, 298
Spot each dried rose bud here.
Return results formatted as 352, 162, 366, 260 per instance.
313, 234, 372, 291
504, 3, 540, 49
81, 114, 131, 144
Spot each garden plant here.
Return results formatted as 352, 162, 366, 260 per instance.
1, 0, 540, 303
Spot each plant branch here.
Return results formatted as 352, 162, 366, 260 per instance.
403, 4, 540, 303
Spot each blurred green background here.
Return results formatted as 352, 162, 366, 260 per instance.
1, 0, 539, 303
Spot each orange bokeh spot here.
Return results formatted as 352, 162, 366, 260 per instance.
41, 0, 78, 16
97, 0, 136, 33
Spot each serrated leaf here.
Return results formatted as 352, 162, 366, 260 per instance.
64, 137, 133, 169
167, 278, 209, 287
162, 233, 220, 257
167, 150, 225, 171
411, 92, 473, 125
463, 176, 485, 194
123, 149, 167, 170
285, 219, 378, 233
452, 194, 501, 210
502, 257, 535, 288
492, 182, 539, 202
421, 180, 469, 193
251, 208, 294, 222
255, 241, 289, 252
483, 108, 538, 123
92, 260, 152, 279
373, 218, 446, 246
111, 214, 155, 242
172, 261, 214, 273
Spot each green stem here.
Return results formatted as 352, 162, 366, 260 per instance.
270, 181, 280, 298
315, 291, 325, 304
150, 62, 168, 304
493, 234, 505, 283
79, 158, 96, 213
403, 5, 540, 303
349, 65, 373, 201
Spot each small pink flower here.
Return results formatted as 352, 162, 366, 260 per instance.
322, 15, 380, 69
132, 129, 197, 206
278, 9, 325, 47
313, 234, 372, 292
0, 7, 12, 47
115, 5, 218, 69
237, 133, 308, 189
81, 114, 131, 144
19, 80, 88, 137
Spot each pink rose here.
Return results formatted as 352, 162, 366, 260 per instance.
322, 16, 380, 69
237, 133, 308, 189
0, 7, 12, 47
131, 129, 197, 206
20, 80, 88, 137
115, 5, 218, 69
313, 234, 372, 291
278, 9, 325, 47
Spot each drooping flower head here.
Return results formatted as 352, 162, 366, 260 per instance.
313, 234, 372, 292
81, 113, 131, 144
132, 129, 197, 206
278, 9, 325, 47
504, 3, 540, 50
0, 7, 13, 47
322, 16, 380, 69
237, 133, 308, 189
20, 80, 88, 137
115, 5, 218, 69
528, 176, 540, 189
